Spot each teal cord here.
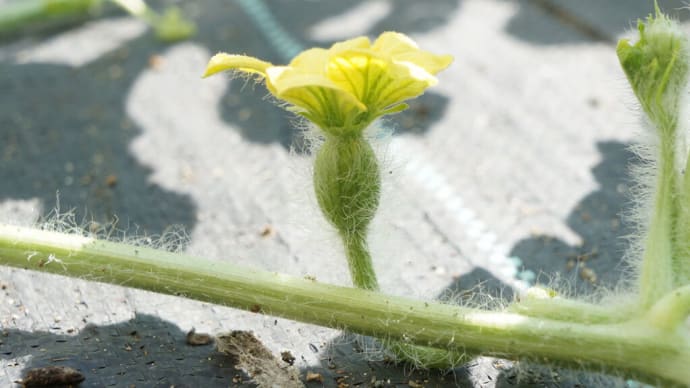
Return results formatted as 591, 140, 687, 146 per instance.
235, 0, 303, 61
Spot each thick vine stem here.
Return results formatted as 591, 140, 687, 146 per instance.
0, 224, 689, 386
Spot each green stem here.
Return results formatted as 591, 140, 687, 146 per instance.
0, 0, 100, 36
0, 0, 193, 42
0, 224, 689, 386
343, 234, 378, 290
639, 138, 676, 308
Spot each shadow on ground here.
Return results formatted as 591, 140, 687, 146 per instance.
0, 35, 197, 237
1, 312, 475, 387
504, 0, 690, 45
509, 141, 636, 295
1, 314, 247, 387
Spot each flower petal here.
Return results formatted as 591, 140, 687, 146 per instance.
329, 36, 371, 53
373, 31, 453, 75
327, 51, 390, 103
374, 61, 438, 109
202, 53, 273, 78
327, 50, 435, 112
287, 48, 330, 74
267, 66, 367, 129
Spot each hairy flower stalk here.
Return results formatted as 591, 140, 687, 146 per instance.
618, 4, 690, 307
314, 134, 380, 290
203, 32, 459, 365
203, 32, 453, 290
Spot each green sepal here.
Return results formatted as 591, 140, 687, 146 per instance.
314, 134, 381, 290
617, 8, 688, 130
314, 135, 381, 237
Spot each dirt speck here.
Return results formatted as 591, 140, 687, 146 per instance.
580, 267, 597, 284
186, 328, 213, 346
19, 365, 85, 387
148, 54, 164, 70
281, 350, 296, 366
105, 174, 118, 187
305, 371, 323, 383
407, 380, 425, 388
259, 225, 274, 238
217, 331, 303, 387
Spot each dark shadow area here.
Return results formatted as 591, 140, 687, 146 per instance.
393, 92, 451, 137
0, 310, 486, 387
0, 34, 197, 236
267, 0, 461, 48
509, 141, 635, 295
494, 366, 624, 388
313, 334, 476, 387
1, 314, 251, 387
503, 0, 690, 45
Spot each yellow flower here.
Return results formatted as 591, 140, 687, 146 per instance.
203, 32, 453, 134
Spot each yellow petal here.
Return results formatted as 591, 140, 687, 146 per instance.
373, 31, 453, 75
326, 50, 435, 111
276, 76, 366, 114
202, 53, 273, 78
392, 52, 454, 75
326, 50, 391, 104
287, 48, 330, 74
329, 36, 371, 53
374, 61, 437, 108
267, 66, 366, 129
372, 31, 420, 54
280, 85, 365, 129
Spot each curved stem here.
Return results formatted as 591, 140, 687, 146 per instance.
343, 234, 378, 290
